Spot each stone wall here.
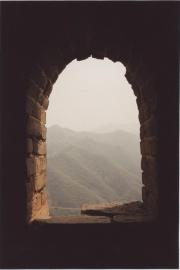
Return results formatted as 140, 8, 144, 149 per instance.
26, 79, 49, 221
25, 42, 160, 222
1, 2, 179, 268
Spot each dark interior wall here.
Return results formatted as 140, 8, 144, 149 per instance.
1, 2, 179, 268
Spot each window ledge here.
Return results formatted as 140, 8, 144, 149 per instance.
32, 201, 155, 225
34, 215, 111, 224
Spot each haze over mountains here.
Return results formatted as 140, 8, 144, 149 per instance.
47, 125, 142, 216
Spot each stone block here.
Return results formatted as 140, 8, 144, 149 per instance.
26, 182, 33, 202
26, 156, 46, 177
27, 80, 44, 101
26, 96, 46, 123
27, 116, 46, 140
140, 138, 158, 156
142, 186, 148, 203
32, 192, 42, 212
138, 95, 157, 124
26, 96, 34, 115
141, 156, 158, 178
33, 140, 46, 155
44, 79, 53, 97
34, 172, 47, 192
41, 188, 48, 206
30, 65, 48, 90
43, 65, 59, 84
34, 203, 49, 220
137, 70, 150, 90
39, 94, 49, 110
140, 81, 157, 101
35, 215, 111, 224
139, 103, 151, 123
41, 110, 46, 124
26, 156, 36, 176
142, 171, 157, 187
27, 138, 33, 154
113, 213, 153, 223
143, 185, 158, 216
81, 201, 144, 217
140, 115, 158, 139
27, 191, 49, 222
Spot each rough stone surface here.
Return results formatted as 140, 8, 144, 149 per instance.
2, 4, 179, 268
44, 79, 53, 97
142, 171, 157, 187
33, 172, 47, 191
40, 95, 49, 110
31, 192, 42, 212
141, 156, 158, 178
142, 185, 158, 216
26, 96, 45, 122
27, 80, 44, 101
81, 201, 144, 217
26, 182, 33, 202
27, 116, 46, 140
30, 65, 48, 90
33, 140, 46, 155
41, 188, 48, 206
34, 215, 111, 224
140, 115, 158, 139
26, 156, 46, 177
140, 138, 158, 156
28, 191, 49, 221
27, 138, 33, 154
113, 213, 154, 223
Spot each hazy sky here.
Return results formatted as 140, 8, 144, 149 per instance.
47, 57, 140, 134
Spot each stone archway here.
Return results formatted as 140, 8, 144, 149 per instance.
25, 43, 158, 222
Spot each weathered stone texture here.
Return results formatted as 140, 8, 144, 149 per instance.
35, 215, 111, 224
138, 102, 153, 123
141, 156, 158, 178
26, 182, 33, 202
33, 140, 46, 155
140, 115, 158, 139
30, 65, 48, 90
44, 65, 59, 84
26, 96, 46, 123
44, 79, 53, 97
81, 201, 144, 217
27, 80, 44, 101
26, 156, 46, 177
40, 95, 49, 110
31, 192, 42, 212
27, 138, 33, 154
33, 172, 47, 192
41, 188, 48, 206
142, 185, 158, 216
34, 203, 49, 220
142, 171, 157, 187
113, 213, 154, 223
27, 116, 46, 140
140, 138, 158, 156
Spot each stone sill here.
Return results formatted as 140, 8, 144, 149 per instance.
33, 201, 155, 225
33, 213, 154, 225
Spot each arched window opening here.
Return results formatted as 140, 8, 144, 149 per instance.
47, 57, 142, 217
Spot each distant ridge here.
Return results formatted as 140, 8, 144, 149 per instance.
47, 125, 142, 215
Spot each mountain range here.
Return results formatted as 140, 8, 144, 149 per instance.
47, 125, 142, 215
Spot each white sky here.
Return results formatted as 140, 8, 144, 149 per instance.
47, 57, 140, 134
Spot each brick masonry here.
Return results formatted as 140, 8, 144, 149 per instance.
25, 48, 159, 222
